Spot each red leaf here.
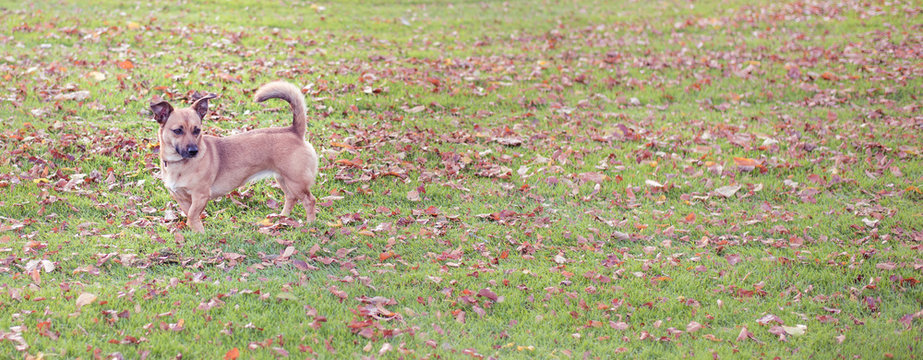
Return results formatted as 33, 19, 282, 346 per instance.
609, 321, 629, 330
292, 259, 318, 271
756, 314, 783, 325
725, 254, 741, 266
686, 321, 703, 333
477, 288, 500, 302
737, 326, 751, 342
379, 251, 395, 262
224, 348, 239, 360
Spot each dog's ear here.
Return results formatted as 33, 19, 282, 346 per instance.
192, 94, 218, 119
150, 101, 174, 125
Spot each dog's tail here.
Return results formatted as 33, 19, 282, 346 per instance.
254, 81, 307, 137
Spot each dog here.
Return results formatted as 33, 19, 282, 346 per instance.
151, 81, 318, 232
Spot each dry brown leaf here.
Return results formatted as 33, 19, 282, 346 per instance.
76, 292, 97, 309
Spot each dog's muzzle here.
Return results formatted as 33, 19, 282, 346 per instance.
178, 144, 199, 159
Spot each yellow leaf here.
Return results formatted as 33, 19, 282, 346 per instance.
88, 71, 106, 81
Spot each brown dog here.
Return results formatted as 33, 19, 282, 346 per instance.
151, 81, 318, 232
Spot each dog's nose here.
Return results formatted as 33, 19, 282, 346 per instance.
187, 145, 199, 157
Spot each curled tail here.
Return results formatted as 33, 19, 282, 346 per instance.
254, 81, 307, 137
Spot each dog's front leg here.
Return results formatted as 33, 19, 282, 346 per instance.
186, 192, 210, 233
170, 190, 192, 215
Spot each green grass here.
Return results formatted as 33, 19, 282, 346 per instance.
1, 0, 922, 358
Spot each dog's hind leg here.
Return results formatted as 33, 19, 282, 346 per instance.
303, 188, 316, 223
277, 176, 300, 217
281, 196, 297, 217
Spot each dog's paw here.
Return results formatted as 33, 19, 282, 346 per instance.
188, 220, 205, 233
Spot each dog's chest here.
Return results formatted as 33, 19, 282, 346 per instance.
162, 170, 187, 193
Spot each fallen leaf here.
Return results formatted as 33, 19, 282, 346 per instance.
726, 254, 742, 266
736, 326, 762, 344
733, 157, 761, 167
577, 172, 610, 184
715, 185, 741, 198
610, 321, 629, 330
477, 288, 502, 302
76, 293, 97, 309
781, 324, 806, 336
756, 314, 783, 325
405, 105, 425, 113
737, 327, 749, 342
88, 71, 106, 81
876, 262, 896, 270
553, 254, 567, 264
687, 321, 703, 333
768, 326, 788, 341
612, 231, 630, 241
379, 251, 395, 262
53, 91, 90, 101
495, 137, 523, 146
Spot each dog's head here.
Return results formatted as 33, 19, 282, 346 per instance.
151, 94, 216, 161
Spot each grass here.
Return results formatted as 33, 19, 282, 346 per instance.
1, 0, 922, 358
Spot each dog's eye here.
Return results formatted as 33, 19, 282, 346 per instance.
193, 128, 201, 136
172, 128, 183, 135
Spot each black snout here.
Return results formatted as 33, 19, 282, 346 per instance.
177, 144, 199, 159
186, 144, 199, 158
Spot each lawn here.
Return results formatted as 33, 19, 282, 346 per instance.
0, 0, 921, 358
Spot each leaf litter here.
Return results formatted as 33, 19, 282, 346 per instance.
0, 0, 921, 358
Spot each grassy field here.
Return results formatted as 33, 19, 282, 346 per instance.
1, 0, 921, 358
